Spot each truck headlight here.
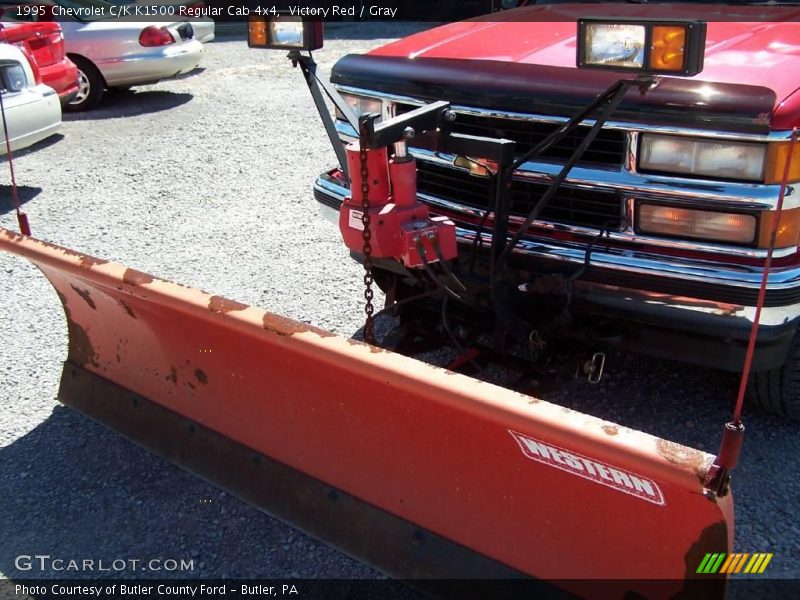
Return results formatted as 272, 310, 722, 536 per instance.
637, 204, 757, 245
639, 135, 767, 182
335, 92, 382, 122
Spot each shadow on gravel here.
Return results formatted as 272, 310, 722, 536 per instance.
365, 315, 782, 451
64, 92, 194, 122
0, 405, 248, 580
0, 405, 380, 580
1, 134, 65, 161
175, 67, 206, 80
0, 185, 42, 215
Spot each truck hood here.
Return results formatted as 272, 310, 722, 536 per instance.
367, 6, 800, 125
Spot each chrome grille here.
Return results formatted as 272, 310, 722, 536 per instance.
417, 162, 624, 230
395, 104, 628, 166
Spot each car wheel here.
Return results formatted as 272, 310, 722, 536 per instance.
747, 332, 800, 421
65, 57, 104, 112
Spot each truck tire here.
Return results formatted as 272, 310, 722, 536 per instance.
747, 334, 800, 421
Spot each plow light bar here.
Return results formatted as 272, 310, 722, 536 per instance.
248, 16, 323, 51
578, 18, 706, 76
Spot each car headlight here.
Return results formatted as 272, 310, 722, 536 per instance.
639, 135, 767, 182
1, 64, 27, 93
335, 92, 382, 123
637, 204, 757, 245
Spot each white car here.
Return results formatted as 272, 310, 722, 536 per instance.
1, 0, 215, 111
0, 42, 61, 154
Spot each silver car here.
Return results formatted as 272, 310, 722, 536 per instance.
0, 42, 61, 154
0, 0, 214, 111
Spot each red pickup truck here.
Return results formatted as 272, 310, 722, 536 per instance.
313, 5, 800, 420
0, 21, 77, 103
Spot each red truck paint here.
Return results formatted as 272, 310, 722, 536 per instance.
370, 15, 800, 124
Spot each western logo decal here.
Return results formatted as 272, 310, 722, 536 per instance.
509, 430, 665, 506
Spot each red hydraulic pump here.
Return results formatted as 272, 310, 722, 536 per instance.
339, 140, 457, 269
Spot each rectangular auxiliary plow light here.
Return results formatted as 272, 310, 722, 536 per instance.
577, 18, 706, 76
248, 15, 323, 51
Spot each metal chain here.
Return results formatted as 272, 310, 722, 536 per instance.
359, 120, 375, 344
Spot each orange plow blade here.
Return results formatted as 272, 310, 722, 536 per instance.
1, 228, 732, 598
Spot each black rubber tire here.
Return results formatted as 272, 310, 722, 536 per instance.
64, 56, 105, 112
746, 332, 800, 421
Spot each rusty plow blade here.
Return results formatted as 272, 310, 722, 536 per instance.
1, 228, 732, 598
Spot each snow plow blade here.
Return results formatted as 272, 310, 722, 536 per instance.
1, 229, 732, 598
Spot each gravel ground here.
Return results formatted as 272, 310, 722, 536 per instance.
0, 22, 798, 593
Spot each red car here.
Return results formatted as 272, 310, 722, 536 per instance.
0, 21, 77, 104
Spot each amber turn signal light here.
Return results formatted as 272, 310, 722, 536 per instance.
247, 17, 268, 47
764, 142, 800, 184
758, 208, 800, 249
650, 26, 686, 71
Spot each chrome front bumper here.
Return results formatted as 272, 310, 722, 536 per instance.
314, 172, 800, 370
